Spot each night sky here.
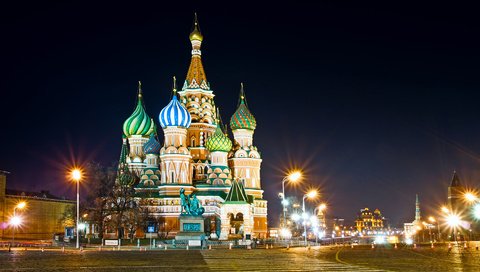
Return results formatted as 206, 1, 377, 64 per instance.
1, 2, 480, 226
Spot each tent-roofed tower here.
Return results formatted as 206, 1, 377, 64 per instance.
178, 13, 217, 184
228, 83, 267, 239
448, 170, 464, 212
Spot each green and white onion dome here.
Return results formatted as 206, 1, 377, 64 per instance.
123, 92, 155, 137
206, 125, 232, 152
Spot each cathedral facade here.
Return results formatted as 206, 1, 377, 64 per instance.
119, 17, 267, 239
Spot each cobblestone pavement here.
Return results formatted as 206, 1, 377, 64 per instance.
0, 244, 479, 271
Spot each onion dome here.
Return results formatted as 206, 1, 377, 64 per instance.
230, 83, 256, 130
143, 133, 161, 154
189, 13, 203, 42
123, 82, 155, 137
206, 125, 232, 152
159, 77, 192, 128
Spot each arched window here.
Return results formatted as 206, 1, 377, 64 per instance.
191, 136, 196, 147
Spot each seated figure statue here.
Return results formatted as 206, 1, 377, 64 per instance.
188, 194, 205, 216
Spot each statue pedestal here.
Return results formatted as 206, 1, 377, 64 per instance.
175, 215, 205, 241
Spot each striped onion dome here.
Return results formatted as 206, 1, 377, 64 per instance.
123, 83, 155, 137
159, 94, 192, 129
230, 84, 256, 130
206, 125, 232, 152
143, 133, 161, 154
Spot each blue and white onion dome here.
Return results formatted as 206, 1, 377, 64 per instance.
159, 95, 192, 128
143, 133, 161, 154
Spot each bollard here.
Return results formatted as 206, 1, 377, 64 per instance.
186, 245, 189, 250
62, 246, 65, 253
448, 243, 452, 249
112, 246, 115, 251
464, 242, 468, 249
164, 245, 167, 251
229, 243, 233, 250
394, 243, 398, 249
371, 243, 375, 249
431, 243, 434, 249
208, 245, 212, 250
351, 244, 354, 249
41, 248, 44, 252
413, 244, 417, 249
266, 244, 269, 249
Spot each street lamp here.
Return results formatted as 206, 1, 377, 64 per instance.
281, 171, 302, 228
302, 190, 317, 246
428, 216, 441, 242
464, 192, 478, 203
314, 203, 327, 243
10, 201, 26, 245
71, 168, 82, 249
446, 214, 461, 244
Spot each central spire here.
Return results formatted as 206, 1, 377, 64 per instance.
185, 13, 209, 90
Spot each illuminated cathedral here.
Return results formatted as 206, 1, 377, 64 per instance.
119, 16, 267, 239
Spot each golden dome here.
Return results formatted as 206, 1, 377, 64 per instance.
189, 13, 203, 42
189, 28, 203, 42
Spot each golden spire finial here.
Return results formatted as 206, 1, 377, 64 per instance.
172, 76, 177, 95
138, 81, 142, 97
189, 12, 203, 42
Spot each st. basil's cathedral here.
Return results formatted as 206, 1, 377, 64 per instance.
118, 16, 267, 239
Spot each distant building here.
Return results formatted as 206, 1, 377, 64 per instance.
404, 194, 422, 238
448, 171, 464, 212
355, 208, 385, 234
0, 170, 75, 240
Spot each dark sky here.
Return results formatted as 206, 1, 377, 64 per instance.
1, 1, 480, 226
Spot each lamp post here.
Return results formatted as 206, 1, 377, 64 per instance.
281, 171, 301, 228
428, 216, 440, 242
11, 202, 26, 245
314, 203, 327, 243
71, 168, 82, 249
302, 190, 317, 246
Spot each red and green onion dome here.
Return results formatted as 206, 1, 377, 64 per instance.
230, 97, 256, 131
205, 125, 232, 152
123, 92, 155, 137
143, 134, 161, 154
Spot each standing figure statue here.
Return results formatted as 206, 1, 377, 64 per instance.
180, 188, 190, 214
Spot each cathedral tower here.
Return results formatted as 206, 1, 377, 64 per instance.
178, 14, 217, 184
159, 79, 194, 196
229, 84, 262, 198
122, 82, 155, 173
205, 109, 233, 187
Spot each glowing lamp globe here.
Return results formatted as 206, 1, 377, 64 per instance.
10, 216, 22, 227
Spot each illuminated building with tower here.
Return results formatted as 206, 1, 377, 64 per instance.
119, 16, 267, 239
